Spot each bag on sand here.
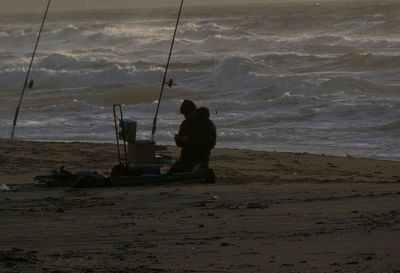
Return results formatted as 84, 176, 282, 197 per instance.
34, 167, 108, 187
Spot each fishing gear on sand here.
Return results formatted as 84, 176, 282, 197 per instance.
11, 0, 51, 139
151, 0, 184, 142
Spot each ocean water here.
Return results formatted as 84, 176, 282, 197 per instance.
1, 1, 399, 160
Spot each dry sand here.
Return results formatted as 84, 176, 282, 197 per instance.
1, 139, 400, 272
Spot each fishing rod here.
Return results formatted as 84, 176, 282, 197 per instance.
151, 0, 184, 142
11, 0, 52, 140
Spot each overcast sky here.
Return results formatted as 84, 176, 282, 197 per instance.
0, 0, 271, 13
0, 0, 353, 13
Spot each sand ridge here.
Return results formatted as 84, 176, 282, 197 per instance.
0, 140, 400, 272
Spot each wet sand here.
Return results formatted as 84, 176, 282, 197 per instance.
1, 139, 400, 272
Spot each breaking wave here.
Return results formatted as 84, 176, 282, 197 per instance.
1, 0, 400, 160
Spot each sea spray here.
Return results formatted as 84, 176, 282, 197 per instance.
1, 1, 399, 160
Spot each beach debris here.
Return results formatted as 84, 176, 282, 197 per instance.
195, 199, 216, 208
28, 79, 34, 88
0, 248, 39, 267
101, 201, 114, 206
34, 167, 108, 188
211, 195, 219, 200
226, 204, 240, 210
247, 202, 268, 209
0, 184, 11, 191
346, 260, 359, 265
328, 162, 337, 168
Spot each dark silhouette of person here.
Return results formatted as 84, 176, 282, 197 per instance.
167, 100, 216, 174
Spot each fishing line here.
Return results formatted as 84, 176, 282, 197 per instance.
151, 0, 184, 142
11, 0, 52, 139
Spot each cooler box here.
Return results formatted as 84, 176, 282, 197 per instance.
128, 140, 156, 164
119, 119, 136, 143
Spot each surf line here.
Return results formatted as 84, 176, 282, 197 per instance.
11, 0, 52, 140
151, 0, 184, 142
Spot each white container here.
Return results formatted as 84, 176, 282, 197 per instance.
119, 119, 136, 143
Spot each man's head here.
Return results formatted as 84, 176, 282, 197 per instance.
180, 100, 197, 119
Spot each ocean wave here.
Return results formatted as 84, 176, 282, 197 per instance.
193, 35, 267, 53
0, 65, 140, 90
0, 29, 37, 47
78, 86, 210, 106
318, 76, 389, 94
48, 24, 81, 38
36, 53, 118, 70
178, 22, 223, 39
301, 34, 346, 45
332, 53, 400, 71
370, 120, 400, 132
36, 24, 142, 49
2, 2, 400, 160
355, 19, 400, 37
293, 53, 400, 74
3, 49, 399, 101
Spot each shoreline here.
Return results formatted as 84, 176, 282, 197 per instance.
1, 139, 399, 186
3, 137, 399, 162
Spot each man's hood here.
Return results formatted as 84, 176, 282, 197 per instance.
197, 107, 210, 119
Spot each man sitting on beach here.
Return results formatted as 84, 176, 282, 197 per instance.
167, 100, 216, 174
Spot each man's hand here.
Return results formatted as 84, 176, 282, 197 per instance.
181, 136, 189, 143
174, 134, 180, 144
175, 134, 189, 146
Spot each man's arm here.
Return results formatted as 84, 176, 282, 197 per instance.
185, 119, 216, 149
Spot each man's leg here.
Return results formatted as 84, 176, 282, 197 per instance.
166, 160, 196, 175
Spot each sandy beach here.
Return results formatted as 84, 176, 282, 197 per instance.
1, 139, 400, 272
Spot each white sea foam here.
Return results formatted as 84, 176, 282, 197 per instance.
1, 1, 400, 160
